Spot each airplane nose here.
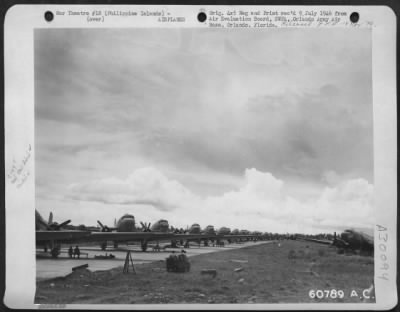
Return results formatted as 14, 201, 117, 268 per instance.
119, 219, 135, 231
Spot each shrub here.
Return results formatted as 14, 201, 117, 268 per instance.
166, 254, 191, 273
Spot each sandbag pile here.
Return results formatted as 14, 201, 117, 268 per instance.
166, 254, 191, 273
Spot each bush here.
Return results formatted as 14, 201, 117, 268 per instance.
166, 254, 191, 273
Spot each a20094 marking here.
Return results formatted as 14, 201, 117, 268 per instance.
377, 224, 389, 281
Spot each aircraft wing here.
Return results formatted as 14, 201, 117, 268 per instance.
222, 234, 260, 239
358, 231, 374, 246
36, 231, 266, 244
36, 230, 91, 242
308, 238, 333, 245
36, 231, 177, 246
86, 232, 176, 242
173, 233, 217, 240
173, 234, 264, 240
218, 234, 268, 241
297, 237, 333, 245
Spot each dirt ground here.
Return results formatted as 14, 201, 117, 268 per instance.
35, 240, 374, 304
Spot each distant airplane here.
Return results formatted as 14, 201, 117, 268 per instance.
150, 219, 170, 232
36, 210, 91, 257
35, 210, 71, 231
217, 227, 231, 235
187, 223, 201, 234
217, 227, 231, 243
203, 225, 216, 235
96, 215, 177, 250
170, 223, 207, 247
98, 216, 170, 233
299, 229, 374, 255
176, 225, 264, 247
335, 229, 374, 254
97, 214, 136, 232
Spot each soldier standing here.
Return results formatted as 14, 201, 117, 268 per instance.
74, 245, 80, 259
68, 246, 73, 258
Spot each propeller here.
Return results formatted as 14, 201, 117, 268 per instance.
54, 220, 71, 230
140, 222, 152, 232
170, 225, 179, 234
46, 212, 71, 230
97, 220, 112, 232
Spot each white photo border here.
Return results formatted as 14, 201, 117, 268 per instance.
3, 4, 397, 310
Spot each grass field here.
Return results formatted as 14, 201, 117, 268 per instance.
35, 240, 374, 304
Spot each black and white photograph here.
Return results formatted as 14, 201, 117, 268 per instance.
3, 5, 397, 309
33, 26, 376, 304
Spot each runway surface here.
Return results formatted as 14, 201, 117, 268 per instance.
36, 241, 271, 281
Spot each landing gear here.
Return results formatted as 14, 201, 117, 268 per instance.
101, 242, 107, 251
114, 242, 119, 249
51, 247, 60, 258
141, 240, 148, 252
184, 241, 190, 248
204, 240, 209, 247
170, 240, 178, 248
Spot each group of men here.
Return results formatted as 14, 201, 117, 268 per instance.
68, 245, 81, 258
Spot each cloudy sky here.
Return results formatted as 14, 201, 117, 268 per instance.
35, 28, 373, 234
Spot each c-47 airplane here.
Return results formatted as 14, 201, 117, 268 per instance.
298, 228, 374, 255
36, 210, 71, 231
334, 229, 374, 255
95, 216, 178, 251
36, 210, 91, 257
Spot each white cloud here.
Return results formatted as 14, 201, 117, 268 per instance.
68, 167, 197, 211
66, 167, 374, 233
313, 178, 374, 229
322, 170, 341, 186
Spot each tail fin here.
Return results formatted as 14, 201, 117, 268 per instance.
48, 212, 53, 225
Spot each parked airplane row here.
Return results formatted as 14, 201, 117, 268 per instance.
36, 210, 268, 258
36, 210, 374, 258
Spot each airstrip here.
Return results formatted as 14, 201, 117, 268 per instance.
36, 240, 268, 280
